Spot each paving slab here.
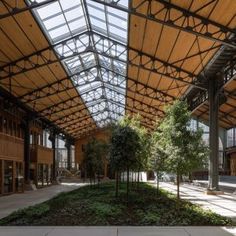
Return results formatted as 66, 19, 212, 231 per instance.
156, 182, 236, 222
0, 227, 236, 236
184, 227, 236, 236
50, 227, 117, 236
0, 227, 54, 236
118, 227, 189, 236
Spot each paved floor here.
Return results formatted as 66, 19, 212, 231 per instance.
193, 180, 236, 193
0, 183, 88, 219
0, 226, 236, 236
157, 182, 236, 221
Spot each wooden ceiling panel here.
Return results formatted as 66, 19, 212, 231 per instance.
0, 17, 36, 56
0, 29, 22, 61
15, 11, 48, 50
129, 15, 146, 50
141, 21, 162, 56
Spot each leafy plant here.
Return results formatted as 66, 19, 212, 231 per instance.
109, 116, 141, 200
82, 137, 108, 185
152, 100, 209, 202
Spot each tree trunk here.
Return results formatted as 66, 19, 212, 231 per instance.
189, 172, 193, 183
137, 169, 140, 190
127, 166, 130, 203
176, 172, 180, 211
156, 170, 159, 196
131, 171, 134, 186
115, 171, 119, 198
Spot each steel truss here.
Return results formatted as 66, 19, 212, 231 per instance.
91, 0, 236, 49
0, 86, 74, 141
52, 93, 162, 128
1, 0, 235, 48
188, 54, 236, 112
0, 31, 205, 89
17, 65, 174, 104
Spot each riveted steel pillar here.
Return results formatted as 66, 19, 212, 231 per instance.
208, 74, 221, 190
24, 119, 30, 183
65, 140, 71, 170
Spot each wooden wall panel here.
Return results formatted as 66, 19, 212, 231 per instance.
74, 129, 111, 165
230, 153, 236, 176
37, 146, 53, 165
0, 133, 24, 161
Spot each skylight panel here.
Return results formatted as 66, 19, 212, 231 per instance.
32, 0, 128, 128
34, 0, 87, 43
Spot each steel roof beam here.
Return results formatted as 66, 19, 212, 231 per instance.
18, 65, 174, 106
91, 0, 236, 49
0, 0, 58, 20
54, 94, 163, 130
0, 31, 205, 89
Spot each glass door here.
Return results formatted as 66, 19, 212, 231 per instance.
4, 161, 13, 194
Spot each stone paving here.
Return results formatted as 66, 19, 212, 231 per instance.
0, 226, 236, 236
158, 182, 236, 222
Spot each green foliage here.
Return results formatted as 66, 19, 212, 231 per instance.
153, 100, 209, 176
0, 182, 232, 226
110, 118, 141, 172
88, 202, 122, 218
0, 203, 50, 225
82, 137, 108, 181
110, 115, 151, 172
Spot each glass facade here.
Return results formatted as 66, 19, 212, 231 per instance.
190, 119, 224, 169
56, 138, 75, 168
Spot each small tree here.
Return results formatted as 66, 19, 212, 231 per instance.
150, 131, 167, 195
158, 100, 208, 202
110, 117, 140, 200
82, 137, 108, 186
120, 115, 151, 189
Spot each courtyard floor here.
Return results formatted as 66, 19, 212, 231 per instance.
157, 182, 236, 222
0, 226, 236, 236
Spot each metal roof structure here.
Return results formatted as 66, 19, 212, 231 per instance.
0, 0, 236, 139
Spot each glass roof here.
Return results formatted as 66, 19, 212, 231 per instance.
30, 0, 128, 127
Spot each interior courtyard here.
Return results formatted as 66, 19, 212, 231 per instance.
0, 0, 236, 235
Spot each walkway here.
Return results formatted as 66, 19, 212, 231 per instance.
0, 226, 236, 236
194, 180, 236, 193
158, 182, 236, 221
0, 183, 88, 219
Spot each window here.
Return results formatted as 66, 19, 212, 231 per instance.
31, 0, 128, 128
227, 128, 234, 147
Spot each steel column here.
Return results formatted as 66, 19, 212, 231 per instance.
208, 75, 220, 191
49, 131, 56, 181
23, 118, 30, 183
65, 141, 72, 170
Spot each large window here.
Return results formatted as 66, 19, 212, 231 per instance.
227, 128, 235, 147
